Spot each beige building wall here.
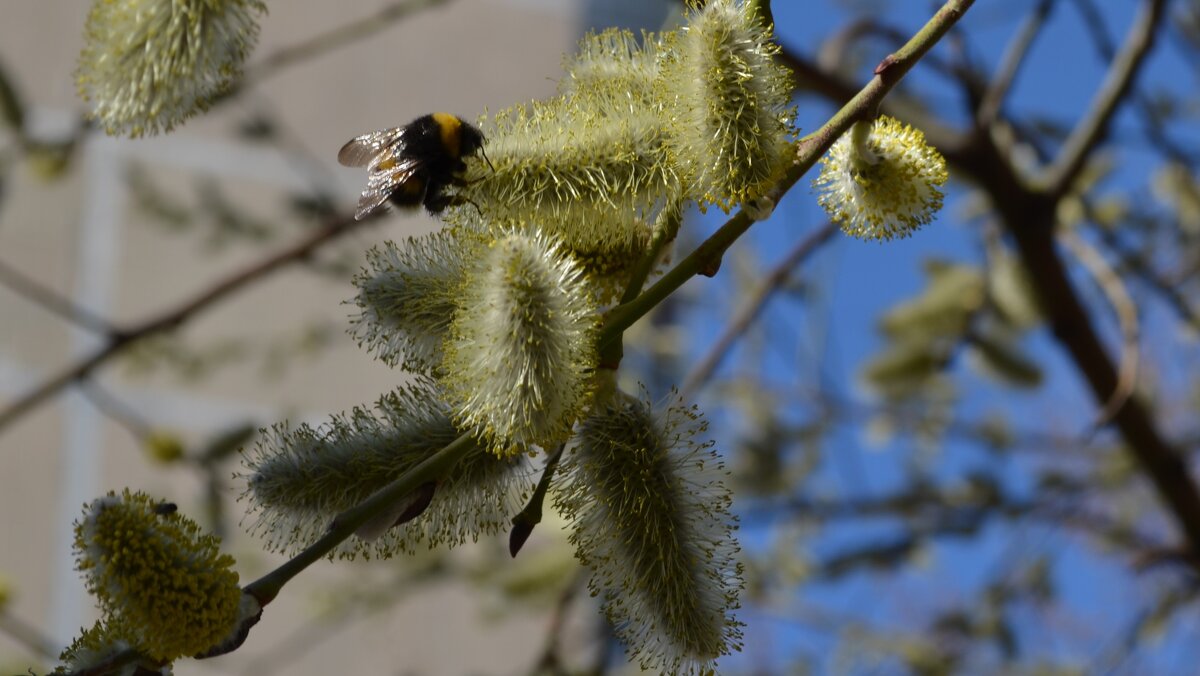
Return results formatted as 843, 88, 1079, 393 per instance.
0, 2, 598, 674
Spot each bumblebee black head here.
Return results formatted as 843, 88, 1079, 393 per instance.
458, 121, 485, 157
468, 125, 493, 171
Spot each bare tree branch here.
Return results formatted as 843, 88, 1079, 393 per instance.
994, 163, 1200, 562
1059, 230, 1140, 434
1042, 0, 1168, 195
680, 221, 837, 399
0, 256, 116, 335
1070, 0, 1200, 166
976, 0, 1055, 127
237, 0, 450, 91
0, 214, 376, 433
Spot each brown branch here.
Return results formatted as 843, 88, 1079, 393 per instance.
238, 0, 449, 91
530, 570, 585, 676
1093, 224, 1200, 330
1059, 230, 1140, 433
0, 213, 376, 433
1069, 0, 1200, 166
975, 0, 1055, 127
679, 221, 837, 399
0, 256, 116, 335
0, 610, 59, 660
1042, 0, 1168, 196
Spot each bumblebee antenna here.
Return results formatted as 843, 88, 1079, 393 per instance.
479, 145, 495, 172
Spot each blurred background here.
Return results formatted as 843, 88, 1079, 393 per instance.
3, 0, 1200, 674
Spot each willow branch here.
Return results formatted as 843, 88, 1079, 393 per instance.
0, 610, 59, 661
777, 45, 966, 159
0, 214, 375, 434
1059, 230, 1140, 433
1042, 0, 1167, 196
0, 256, 116, 335
976, 0, 1054, 127
679, 221, 837, 399
599, 207, 683, 369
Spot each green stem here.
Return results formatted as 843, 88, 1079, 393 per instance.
600, 0, 975, 349
621, 205, 682, 306
243, 433, 476, 605
599, 206, 683, 368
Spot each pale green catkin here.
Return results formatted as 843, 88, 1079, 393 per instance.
77, 0, 266, 137
555, 391, 744, 675
660, 0, 794, 212
241, 380, 530, 558
351, 230, 484, 373
458, 93, 681, 257
441, 229, 599, 456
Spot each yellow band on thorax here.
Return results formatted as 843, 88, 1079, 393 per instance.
431, 112, 462, 158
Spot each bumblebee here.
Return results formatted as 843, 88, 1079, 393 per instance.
338, 112, 489, 220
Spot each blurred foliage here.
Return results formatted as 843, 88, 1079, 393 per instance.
120, 320, 338, 382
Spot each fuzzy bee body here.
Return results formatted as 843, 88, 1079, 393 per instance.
338, 112, 486, 220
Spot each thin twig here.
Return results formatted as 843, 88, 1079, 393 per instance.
1042, 0, 1167, 196
976, 0, 1054, 127
1059, 230, 1140, 435
680, 221, 837, 399
0, 611, 60, 660
79, 378, 153, 440
531, 569, 585, 675
1069, 0, 1200, 167
0, 256, 116, 335
747, 491, 1164, 552
0, 213, 376, 434
240, 0, 449, 90
1092, 224, 1200, 331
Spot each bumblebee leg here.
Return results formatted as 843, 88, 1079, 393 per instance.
451, 171, 499, 188
428, 191, 483, 217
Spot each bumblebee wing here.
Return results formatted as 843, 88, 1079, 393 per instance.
354, 155, 427, 220
337, 126, 408, 167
